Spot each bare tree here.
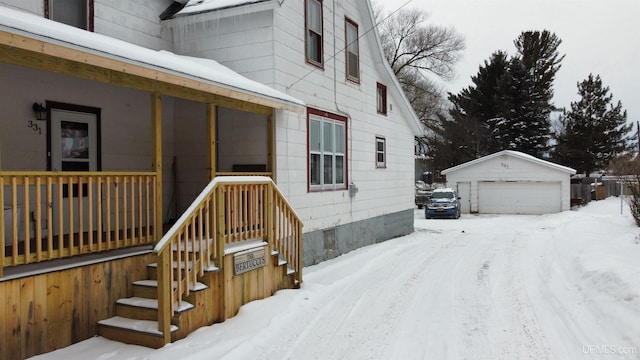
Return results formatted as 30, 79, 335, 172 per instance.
379, 9, 464, 81
376, 5, 464, 161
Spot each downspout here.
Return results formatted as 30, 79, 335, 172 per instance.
332, 0, 356, 219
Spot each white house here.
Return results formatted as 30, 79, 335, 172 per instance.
0, 0, 421, 356
162, 0, 423, 265
441, 150, 576, 214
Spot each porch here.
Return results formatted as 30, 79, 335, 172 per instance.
0, 7, 304, 359
0, 174, 302, 359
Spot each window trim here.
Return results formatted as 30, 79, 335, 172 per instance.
345, 18, 360, 82
307, 108, 348, 192
305, 0, 324, 68
44, 0, 94, 31
376, 136, 386, 169
377, 82, 387, 115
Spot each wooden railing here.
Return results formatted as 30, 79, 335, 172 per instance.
153, 176, 302, 344
0, 171, 157, 276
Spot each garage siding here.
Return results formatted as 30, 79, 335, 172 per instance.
478, 181, 562, 214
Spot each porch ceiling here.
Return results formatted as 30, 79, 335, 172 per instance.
0, 7, 304, 114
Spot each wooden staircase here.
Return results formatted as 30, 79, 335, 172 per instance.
98, 177, 303, 348
97, 258, 216, 348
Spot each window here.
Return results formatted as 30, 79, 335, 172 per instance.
45, 0, 94, 31
308, 108, 347, 190
377, 82, 387, 115
376, 137, 386, 168
305, 0, 323, 66
345, 18, 359, 81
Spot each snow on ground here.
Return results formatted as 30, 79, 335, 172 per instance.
30, 197, 640, 359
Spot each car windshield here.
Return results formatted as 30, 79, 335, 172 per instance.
431, 191, 454, 199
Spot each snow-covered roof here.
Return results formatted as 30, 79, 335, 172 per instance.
177, 0, 270, 16
441, 150, 577, 175
0, 5, 304, 111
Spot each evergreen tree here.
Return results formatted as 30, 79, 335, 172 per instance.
514, 30, 564, 110
446, 30, 562, 165
553, 74, 633, 175
448, 51, 510, 162
489, 56, 550, 156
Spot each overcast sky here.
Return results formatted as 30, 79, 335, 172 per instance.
375, 0, 640, 126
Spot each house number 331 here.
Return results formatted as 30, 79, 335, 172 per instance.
27, 120, 42, 135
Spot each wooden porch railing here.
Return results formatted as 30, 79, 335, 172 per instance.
153, 176, 302, 344
0, 171, 157, 277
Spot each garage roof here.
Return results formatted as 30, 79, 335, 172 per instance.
441, 150, 576, 175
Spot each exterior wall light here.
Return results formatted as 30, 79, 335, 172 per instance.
32, 102, 47, 121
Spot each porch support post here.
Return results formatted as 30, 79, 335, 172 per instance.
152, 92, 170, 344
151, 92, 163, 239
207, 103, 217, 180
267, 110, 274, 180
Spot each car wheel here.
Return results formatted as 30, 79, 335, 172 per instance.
456, 209, 461, 219
417, 205, 423, 209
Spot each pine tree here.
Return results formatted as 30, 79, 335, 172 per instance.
553, 74, 633, 175
446, 31, 562, 165
448, 51, 509, 162
489, 56, 550, 156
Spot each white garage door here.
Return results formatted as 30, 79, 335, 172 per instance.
478, 181, 562, 214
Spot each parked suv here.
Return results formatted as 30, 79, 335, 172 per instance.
425, 188, 461, 219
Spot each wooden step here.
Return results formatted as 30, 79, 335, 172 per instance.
98, 316, 178, 349
146, 261, 219, 280
116, 296, 194, 321
132, 279, 208, 299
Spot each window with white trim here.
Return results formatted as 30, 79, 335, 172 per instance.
45, 0, 94, 31
345, 18, 359, 81
308, 109, 347, 190
376, 137, 386, 168
377, 82, 387, 115
305, 0, 323, 67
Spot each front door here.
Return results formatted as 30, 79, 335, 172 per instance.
48, 102, 101, 235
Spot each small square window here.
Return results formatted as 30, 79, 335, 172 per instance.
377, 83, 387, 115
376, 137, 386, 168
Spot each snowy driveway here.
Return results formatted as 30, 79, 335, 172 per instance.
32, 198, 640, 360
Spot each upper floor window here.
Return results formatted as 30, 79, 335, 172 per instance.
45, 0, 93, 31
345, 18, 359, 82
377, 82, 387, 115
308, 108, 347, 191
305, 0, 323, 67
376, 137, 386, 168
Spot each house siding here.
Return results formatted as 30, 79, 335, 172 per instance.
164, 1, 417, 262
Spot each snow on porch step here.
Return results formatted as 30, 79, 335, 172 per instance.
117, 296, 194, 313
147, 262, 220, 272
133, 279, 208, 292
98, 316, 178, 335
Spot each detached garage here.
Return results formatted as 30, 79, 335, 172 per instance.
441, 150, 576, 214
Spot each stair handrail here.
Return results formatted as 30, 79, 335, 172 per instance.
153, 175, 302, 344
